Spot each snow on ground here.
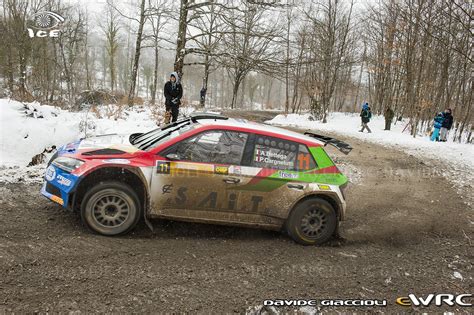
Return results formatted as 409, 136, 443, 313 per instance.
267, 112, 474, 205
0, 98, 194, 183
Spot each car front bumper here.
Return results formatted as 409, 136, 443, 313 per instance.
41, 164, 79, 209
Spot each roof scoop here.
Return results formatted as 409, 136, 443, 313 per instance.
82, 148, 126, 156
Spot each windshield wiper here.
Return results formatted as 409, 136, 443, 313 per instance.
131, 118, 191, 146
139, 121, 191, 151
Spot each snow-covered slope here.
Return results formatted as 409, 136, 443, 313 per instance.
267, 112, 473, 169
267, 112, 474, 204
0, 99, 164, 167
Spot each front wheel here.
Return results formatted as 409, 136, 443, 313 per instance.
80, 181, 141, 236
286, 198, 337, 245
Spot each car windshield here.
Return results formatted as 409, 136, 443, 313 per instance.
131, 120, 196, 151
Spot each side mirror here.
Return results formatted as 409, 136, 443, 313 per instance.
166, 153, 180, 161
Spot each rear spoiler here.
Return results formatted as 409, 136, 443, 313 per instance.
304, 132, 353, 155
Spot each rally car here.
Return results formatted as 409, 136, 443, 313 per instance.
41, 113, 352, 245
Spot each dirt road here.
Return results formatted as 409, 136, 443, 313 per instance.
0, 112, 472, 313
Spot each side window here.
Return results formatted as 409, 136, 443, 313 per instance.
297, 144, 317, 170
162, 130, 248, 165
251, 135, 298, 170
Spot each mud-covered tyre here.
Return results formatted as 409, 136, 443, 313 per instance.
80, 181, 141, 236
286, 198, 337, 245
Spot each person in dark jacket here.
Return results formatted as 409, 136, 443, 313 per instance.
384, 106, 394, 130
200, 87, 207, 107
439, 108, 453, 142
163, 72, 183, 123
359, 103, 372, 133
430, 112, 445, 141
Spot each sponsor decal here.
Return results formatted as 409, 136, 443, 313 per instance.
162, 184, 173, 194
164, 187, 264, 213
56, 174, 72, 187
318, 184, 331, 190
45, 165, 56, 181
175, 187, 187, 205
278, 171, 298, 179
156, 161, 171, 174
214, 165, 229, 175
231, 165, 241, 175
50, 195, 64, 205
103, 159, 130, 164
64, 142, 78, 152
254, 145, 294, 168
396, 294, 472, 307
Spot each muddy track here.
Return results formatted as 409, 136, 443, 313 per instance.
0, 112, 472, 313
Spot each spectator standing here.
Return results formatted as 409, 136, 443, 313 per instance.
163, 72, 183, 124
384, 106, 394, 130
430, 112, 445, 141
359, 103, 372, 133
439, 108, 453, 142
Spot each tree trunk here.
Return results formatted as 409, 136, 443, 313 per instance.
230, 74, 242, 109
151, 44, 159, 105
128, 0, 146, 106
174, 0, 189, 79
200, 53, 210, 108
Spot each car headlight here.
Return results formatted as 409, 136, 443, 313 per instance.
52, 156, 84, 172
47, 151, 59, 166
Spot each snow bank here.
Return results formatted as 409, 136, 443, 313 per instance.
267, 112, 474, 204
0, 99, 152, 167
0, 98, 194, 173
267, 112, 473, 170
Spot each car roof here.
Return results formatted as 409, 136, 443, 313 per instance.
195, 118, 324, 146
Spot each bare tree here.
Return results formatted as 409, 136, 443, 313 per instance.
365, 0, 472, 141
144, 0, 169, 105
2, 0, 32, 99
187, 2, 225, 107
57, 7, 86, 106
127, 0, 146, 106
218, 3, 282, 109
102, 3, 121, 92
301, 0, 356, 122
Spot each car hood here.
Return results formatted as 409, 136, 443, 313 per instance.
58, 134, 141, 155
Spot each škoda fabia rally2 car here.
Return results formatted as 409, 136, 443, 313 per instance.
41, 113, 352, 245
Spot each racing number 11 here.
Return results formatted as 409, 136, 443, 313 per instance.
157, 161, 171, 174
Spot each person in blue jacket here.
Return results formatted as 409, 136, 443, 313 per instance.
430, 112, 445, 141
359, 103, 372, 133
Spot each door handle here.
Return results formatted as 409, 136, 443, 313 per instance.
223, 177, 240, 184
287, 183, 304, 190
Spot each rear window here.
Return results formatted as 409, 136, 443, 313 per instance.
249, 135, 317, 171
251, 135, 298, 170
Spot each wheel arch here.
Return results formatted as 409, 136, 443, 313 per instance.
71, 166, 149, 214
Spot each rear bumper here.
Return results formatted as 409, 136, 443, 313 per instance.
331, 186, 347, 221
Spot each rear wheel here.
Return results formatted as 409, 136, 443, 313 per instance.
286, 198, 337, 245
81, 181, 141, 236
